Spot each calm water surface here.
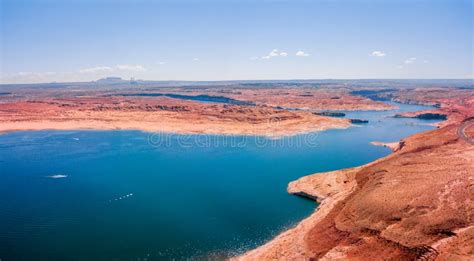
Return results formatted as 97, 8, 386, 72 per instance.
115, 93, 255, 106
0, 102, 438, 260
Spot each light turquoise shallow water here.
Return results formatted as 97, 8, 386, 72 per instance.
0, 102, 439, 260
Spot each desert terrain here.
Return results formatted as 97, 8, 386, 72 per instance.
237, 86, 474, 260
1, 80, 473, 260
0, 83, 394, 136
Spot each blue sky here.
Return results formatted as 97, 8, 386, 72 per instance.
0, 0, 472, 83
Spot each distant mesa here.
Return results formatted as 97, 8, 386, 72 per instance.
96, 77, 124, 84
96, 77, 141, 85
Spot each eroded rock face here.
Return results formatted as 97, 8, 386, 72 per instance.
239, 125, 473, 260
0, 84, 396, 136
0, 96, 351, 136
333, 124, 473, 257
237, 96, 474, 260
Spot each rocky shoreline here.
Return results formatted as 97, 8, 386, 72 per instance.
370, 141, 402, 152
236, 94, 474, 260
0, 85, 395, 137
1, 83, 472, 259
0, 96, 352, 137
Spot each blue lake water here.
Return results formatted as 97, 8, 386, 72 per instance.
0, 102, 439, 260
114, 93, 255, 106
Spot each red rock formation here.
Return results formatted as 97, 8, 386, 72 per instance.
0, 96, 350, 136
237, 95, 474, 260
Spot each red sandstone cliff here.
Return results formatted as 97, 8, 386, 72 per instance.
237, 96, 474, 260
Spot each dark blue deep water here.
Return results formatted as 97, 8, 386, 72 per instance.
0, 103, 439, 260
115, 93, 255, 106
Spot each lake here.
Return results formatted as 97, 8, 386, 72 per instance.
0, 102, 439, 260
113, 93, 256, 106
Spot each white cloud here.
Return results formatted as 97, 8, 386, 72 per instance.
423, 60, 429, 63
0, 71, 64, 84
248, 49, 291, 60
1, 63, 148, 84
79, 66, 113, 74
14, 72, 31, 76
263, 49, 288, 59
16, 71, 58, 77
157, 61, 166, 65
370, 51, 386, 57
269, 49, 280, 57
295, 51, 310, 57
192, 58, 199, 61
404, 57, 416, 64
116, 64, 146, 71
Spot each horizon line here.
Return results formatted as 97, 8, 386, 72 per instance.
1, 77, 473, 86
